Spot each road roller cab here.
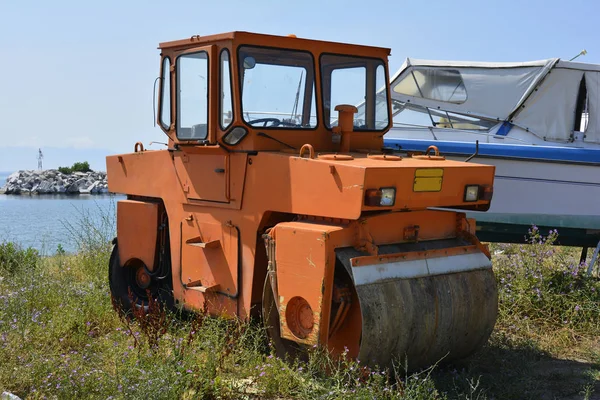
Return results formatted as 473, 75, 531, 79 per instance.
106, 31, 497, 370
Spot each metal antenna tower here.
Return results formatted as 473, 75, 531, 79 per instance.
37, 148, 43, 170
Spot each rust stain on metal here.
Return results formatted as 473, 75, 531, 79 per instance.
307, 251, 316, 268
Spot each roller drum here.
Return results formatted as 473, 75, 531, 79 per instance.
340, 248, 498, 370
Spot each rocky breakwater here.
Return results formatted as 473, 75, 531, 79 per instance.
0, 170, 109, 195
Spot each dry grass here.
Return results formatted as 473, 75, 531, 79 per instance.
0, 226, 598, 399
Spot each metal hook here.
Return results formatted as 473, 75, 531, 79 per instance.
299, 144, 315, 159
425, 145, 440, 157
465, 140, 480, 162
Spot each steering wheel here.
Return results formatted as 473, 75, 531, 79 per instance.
249, 117, 281, 127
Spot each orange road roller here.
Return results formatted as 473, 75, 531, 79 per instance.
106, 31, 497, 370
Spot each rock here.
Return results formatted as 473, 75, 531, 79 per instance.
1, 169, 108, 195
87, 181, 101, 194
2, 392, 22, 400
37, 180, 54, 194
7, 171, 19, 180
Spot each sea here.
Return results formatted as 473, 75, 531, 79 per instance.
0, 171, 123, 254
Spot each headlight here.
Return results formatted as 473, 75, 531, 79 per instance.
223, 126, 248, 145
365, 187, 396, 207
463, 185, 480, 202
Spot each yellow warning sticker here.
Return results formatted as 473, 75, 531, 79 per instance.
414, 168, 443, 192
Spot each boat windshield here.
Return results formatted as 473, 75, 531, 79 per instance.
392, 101, 496, 131
321, 54, 389, 131
238, 46, 317, 129
393, 68, 467, 104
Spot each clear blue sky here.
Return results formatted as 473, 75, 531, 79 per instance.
0, 0, 597, 171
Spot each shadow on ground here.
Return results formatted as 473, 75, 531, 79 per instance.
430, 333, 600, 400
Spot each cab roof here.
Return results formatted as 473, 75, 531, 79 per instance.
158, 31, 391, 58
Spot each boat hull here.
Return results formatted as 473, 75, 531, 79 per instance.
384, 137, 600, 245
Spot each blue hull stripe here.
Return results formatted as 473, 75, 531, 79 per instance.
495, 175, 600, 187
383, 138, 600, 164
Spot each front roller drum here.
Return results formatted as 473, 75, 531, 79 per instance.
263, 246, 497, 371
355, 267, 497, 370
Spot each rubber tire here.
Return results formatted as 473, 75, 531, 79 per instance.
108, 242, 174, 313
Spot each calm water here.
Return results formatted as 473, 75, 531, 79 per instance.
0, 194, 123, 254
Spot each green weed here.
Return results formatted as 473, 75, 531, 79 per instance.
0, 241, 39, 275
0, 226, 598, 398
492, 226, 600, 345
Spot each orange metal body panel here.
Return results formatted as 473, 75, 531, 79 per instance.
359, 157, 494, 211
174, 153, 228, 203
274, 222, 344, 344
269, 210, 476, 355
351, 245, 481, 267
108, 145, 494, 320
117, 200, 159, 271
181, 221, 238, 290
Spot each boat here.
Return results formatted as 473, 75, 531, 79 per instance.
382, 57, 600, 248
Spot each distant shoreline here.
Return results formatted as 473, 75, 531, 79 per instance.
1, 169, 108, 195
0, 192, 116, 197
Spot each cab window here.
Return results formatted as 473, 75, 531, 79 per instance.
321, 54, 389, 130
159, 57, 171, 130
238, 46, 317, 129
177, 51, 209, 140
220, 49, 234, 130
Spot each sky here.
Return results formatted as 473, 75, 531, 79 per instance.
0, 0, 598, 171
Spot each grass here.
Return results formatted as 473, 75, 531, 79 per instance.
0, 225, 599, 399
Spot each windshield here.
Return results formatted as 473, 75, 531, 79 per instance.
391, 101, 496, 131
238, 46, 317, 129
321, 54, 389, 131
393, 69, 467, 104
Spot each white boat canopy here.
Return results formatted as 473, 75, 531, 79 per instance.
390, 58, 600, 143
